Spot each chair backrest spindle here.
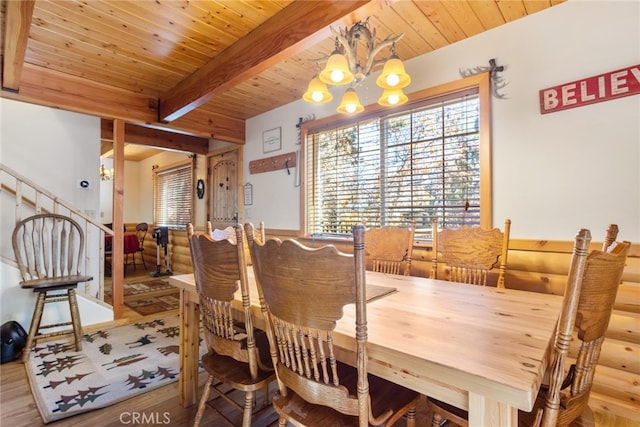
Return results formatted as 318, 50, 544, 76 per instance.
602, 223, 618, 251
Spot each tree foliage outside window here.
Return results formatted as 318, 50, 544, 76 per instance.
305, 87, 484, 239
154, 162, 193, 229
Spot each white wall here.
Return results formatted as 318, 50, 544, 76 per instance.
0, 98, 113, 327
1, 98, 101, 214
245, 0, 640, 241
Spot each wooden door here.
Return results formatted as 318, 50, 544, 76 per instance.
208, 150, 239, 230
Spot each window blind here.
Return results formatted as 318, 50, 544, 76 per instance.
153, 162, 193, 228
305, 90, 480, 239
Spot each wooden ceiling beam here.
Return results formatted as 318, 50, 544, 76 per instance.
170, 108, 245, 145
159, 0, 373, 122
2, 0, 35, 91
2, 63, 245, 144
100, 119, 209, 155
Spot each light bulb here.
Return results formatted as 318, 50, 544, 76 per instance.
346, 103, 357, 113
312, 91, 323, 102
386, 73, 400, 87
330, 69, 344, 83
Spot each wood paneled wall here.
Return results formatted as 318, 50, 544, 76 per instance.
159, 226, 639, 423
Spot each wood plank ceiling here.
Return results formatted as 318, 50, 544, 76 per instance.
1, 0, 565, 158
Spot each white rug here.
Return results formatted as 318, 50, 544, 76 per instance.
25, 315, 205, 424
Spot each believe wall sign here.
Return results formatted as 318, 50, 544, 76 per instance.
539, 64, 640, 114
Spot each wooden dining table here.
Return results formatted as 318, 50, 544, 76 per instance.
169, 270, 563, 427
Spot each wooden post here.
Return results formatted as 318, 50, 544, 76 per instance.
112, 119, 125, 319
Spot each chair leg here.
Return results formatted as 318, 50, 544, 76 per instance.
140, 251, 147, 270
263, 383, 270, 405
242, 391, 255, 427
21, 291, 46, 363
68, 288, 83, 351
194, 375, 214, 427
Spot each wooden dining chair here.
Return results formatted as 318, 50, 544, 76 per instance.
365, 220, 416, 275
133, 222, 148, 270
11, 213, 93, 362
430, 218, 511, 287
245, 222, 420, 427
187, 222, 275, 427
427, 224, 631, 427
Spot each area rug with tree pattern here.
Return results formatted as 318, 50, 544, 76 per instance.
25, 315, 205, 424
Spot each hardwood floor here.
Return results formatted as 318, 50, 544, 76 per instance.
1, 269, 633, 426
1, 358, 633, 427
0, 358, 430, 426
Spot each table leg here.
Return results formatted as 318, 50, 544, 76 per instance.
178, 288, 200, 407
468, 392, 517, 427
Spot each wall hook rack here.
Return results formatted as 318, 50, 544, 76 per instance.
249, 151, 297, 175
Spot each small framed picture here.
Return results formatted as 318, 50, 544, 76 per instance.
263, 127, 281, 153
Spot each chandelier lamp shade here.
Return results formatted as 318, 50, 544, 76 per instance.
377, 88, 408, 107
302, 75, 333, 104
376, 56, 411, 89
303, 19, 411, 114
337, 88, 365, 114
318, 44, 355, 86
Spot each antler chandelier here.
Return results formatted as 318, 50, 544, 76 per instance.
303, 19, 411, 114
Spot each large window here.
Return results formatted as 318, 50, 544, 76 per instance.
153, 161, 193, 228
304, 76, 491, 239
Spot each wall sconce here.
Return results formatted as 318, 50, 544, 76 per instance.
100, 164, 114, 181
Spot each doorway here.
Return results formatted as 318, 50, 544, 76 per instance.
208, 149, 240, 230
